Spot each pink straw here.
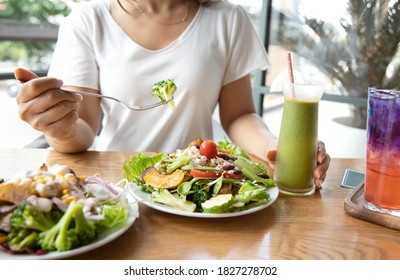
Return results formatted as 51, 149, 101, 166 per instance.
287, 52, 296, 97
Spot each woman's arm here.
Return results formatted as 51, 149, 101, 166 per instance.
218, 74, 278, 161
15, 68, 100, 153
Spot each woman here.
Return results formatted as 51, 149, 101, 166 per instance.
15, 0, 330, 187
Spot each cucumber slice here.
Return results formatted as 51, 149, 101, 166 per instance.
201, 194, 234, 213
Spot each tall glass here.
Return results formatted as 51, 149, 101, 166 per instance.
274, 82, 324, 195
365, 88, 400, 216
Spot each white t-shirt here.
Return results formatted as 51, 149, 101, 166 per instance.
49, 0, 270, 152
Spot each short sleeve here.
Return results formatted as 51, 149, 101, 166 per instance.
48, 7, 99, 90
223, 5, 270, 85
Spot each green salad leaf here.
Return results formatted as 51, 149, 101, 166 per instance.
98, 204, 129, 228
122, 153, 165, 185
235, 182, 270, 204
152, 189, 196, 212
217, 137, 251, 160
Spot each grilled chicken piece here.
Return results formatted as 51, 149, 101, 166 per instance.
0, 183, 36, 205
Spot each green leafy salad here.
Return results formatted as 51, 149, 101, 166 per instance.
0, 164, 134, 255
123, 138, 276, 213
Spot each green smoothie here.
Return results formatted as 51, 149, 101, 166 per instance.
274, 96, 319, 194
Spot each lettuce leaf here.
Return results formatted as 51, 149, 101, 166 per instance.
235, 182, 270, 204
217, 137, 250, 160
98, 204, 129, 228
152, 189, 196, 212
122, 153, 165, 185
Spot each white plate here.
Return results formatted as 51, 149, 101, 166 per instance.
132, 184, 279, 218
0, 194, 139, 260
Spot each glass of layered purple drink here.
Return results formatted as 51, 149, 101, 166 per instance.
365, 88, 400, 216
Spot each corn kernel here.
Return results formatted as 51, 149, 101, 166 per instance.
64, 173, 75, 180
62, 195, 76, 204
34, 175, 45, 184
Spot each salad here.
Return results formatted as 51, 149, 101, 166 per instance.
123, 138, 276, 214
0, 164, 134, 255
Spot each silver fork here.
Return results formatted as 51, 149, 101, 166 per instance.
61, 88, 173, 111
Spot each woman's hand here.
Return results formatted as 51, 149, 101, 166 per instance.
266, 140, 331, 191
14, 68, 82, 142
314, 141, 331, 190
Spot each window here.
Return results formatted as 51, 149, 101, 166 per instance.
2, 0, 397, 158
256, 0, 396, 157
265, 0, 399, 130
0, 0, 81, 148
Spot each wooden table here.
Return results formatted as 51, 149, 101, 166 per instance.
1, 148, 399, 260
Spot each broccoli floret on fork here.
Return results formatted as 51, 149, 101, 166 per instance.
151, 79, 177, 111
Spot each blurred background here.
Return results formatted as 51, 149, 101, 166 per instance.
1, 0, 399, 158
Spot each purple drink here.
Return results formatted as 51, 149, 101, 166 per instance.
365, 88, 400, 214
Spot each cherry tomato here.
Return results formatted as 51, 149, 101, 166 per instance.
190, 169, 243, 179
199, 140, 218, 159
190, 169, 220, 178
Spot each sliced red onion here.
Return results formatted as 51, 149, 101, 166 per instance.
70, 185, 85, 200
0, 204, 17, 214
86, 184, 111, 201
51, 197, 68, 212
85, 176, 119, 195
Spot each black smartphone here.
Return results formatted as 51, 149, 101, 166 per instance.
341, 168, 365, 189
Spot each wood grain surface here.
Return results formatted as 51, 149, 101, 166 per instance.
1, 149, 399, 260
